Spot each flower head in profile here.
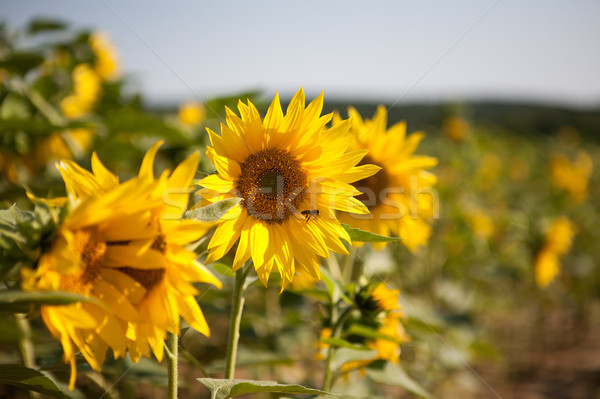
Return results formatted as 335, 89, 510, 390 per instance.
535, 216, 576, 288
197, 89, 380, 289
22, 142, 220, 388
334, 106, 437, 251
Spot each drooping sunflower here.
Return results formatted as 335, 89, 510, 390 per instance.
197, 89, 380, 288
334, 106, 437, 251
22, 142, 220, 388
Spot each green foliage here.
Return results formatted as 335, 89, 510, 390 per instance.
0, 204, 63, 277
366, 362, 431, 399
0, 364, 82, 398
0, 290, 97, 313
341, 223, 401, 243
198, 378, 332, 399
184, 197, 242, 223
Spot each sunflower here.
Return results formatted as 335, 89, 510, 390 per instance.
22, 142, 220, 388
334, 106, 437, 251
22, 175, 161, 389
60, 64, 101, 119
197, 89, 380, 289
89, 32, 120, 81
535, 216, 576, 288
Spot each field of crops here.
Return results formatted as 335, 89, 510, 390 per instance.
1, 20, 599, 399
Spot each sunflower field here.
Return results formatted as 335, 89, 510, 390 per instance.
1, 20, 600, 399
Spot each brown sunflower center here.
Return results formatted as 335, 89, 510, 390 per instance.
236, 148, 307, 224
60, 227, 105, 292
117, 233, 166, 292
118, 267, 165, 291
354, 155, 389, 209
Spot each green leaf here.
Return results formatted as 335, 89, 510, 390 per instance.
330, 348, 377, 371
341, 223, 401, 243
320, 337, 371, 351
197, 378, 333, 399
319, 266, 352, 304
1, 93, 31, 119
184, 198, 241, 223
210, 262, 235, 277
27, 18, 68, 34
346, 324, 402, 343
0, 291, 97, 313
366, 362, 432, 399
0, 364, 69, 398
0, 52, 45, 75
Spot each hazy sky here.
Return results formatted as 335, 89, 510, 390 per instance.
3, 0, 600, 106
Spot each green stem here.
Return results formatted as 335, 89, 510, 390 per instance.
179, 347, 209, 378
15, 314, 35, 368
166, 332, 178, 399
224, 263, 252, 379
9, 77, 67, 127
16, 314, 39, 399
322, 305, 355, 391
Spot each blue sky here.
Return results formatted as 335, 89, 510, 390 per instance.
3, 0, 600, 106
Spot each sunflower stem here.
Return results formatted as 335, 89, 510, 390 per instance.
166, 332, 178, 399
224, 263, 252, 379
15, 314, 35, 368
15, 314, 39, 399
322, 305, 355, 391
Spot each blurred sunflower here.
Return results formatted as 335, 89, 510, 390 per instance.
60, 64, 101, 119
197, 89, 380, 288
535, 216, 576, 288
178, 101, 206, 126
22, 174, 160, 389
549, 151, 593, 202
22, 142, 220, 388
335, 106, 437, 251
89, 32, 120, 81
125, 142, 221, 362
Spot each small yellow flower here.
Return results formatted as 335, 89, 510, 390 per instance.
335, 106, 437, 252
197, 89, 379, 289
60, 64, 101, 118
370, 283, 401, 312
549, 151, 593, 202
178, 101, 206, 126
442, 116, 470, 142
89, 32, 120, 81
534, 216, 576, 288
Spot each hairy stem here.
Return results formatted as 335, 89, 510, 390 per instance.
166, 332, 178, 399
224, 263, 252, 379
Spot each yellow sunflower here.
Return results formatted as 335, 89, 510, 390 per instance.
22, 174, 161, 389
60, 64, 101, 119
89, 32, 120, 81
535, 216, 576, 288
22, 143, 220, 388
197, 89, 380, 289
335, 106, 437, 251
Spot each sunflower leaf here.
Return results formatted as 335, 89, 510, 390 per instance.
366, 362, 432, 399
184, 198, 242, 223
0, 364, 81, 398
341, 224, 401, 243
320, 337, 371, 351
0, 290, 97, 313
197, 378, 334, 399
